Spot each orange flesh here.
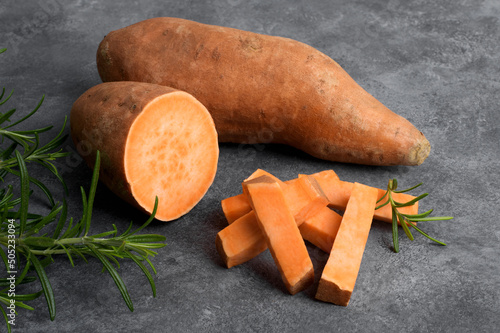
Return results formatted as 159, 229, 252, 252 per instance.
315, 182, 378, 306
299, 207, 343, 253
215, 211, 266, 268
221, 169, 284, 224
243, 176, 314, 295
221, 194, 250, 224
124, 91, 218, 221
293, 175, 330, 224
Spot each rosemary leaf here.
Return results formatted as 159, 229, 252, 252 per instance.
87, 244, 134, 312
394, 182, 423, 193
397, 212, 414, 241
52, 198, 68, 239
0, 306, 11, 333
12, 290, 43, 302
391, 206, 399, 253
4, 95, 45, 129
126, 234, 167, 243
407, 216, 454, 222
14, 150, 29, 237
30, 254, 56, 321
402, 209, 434, 219
84, 151, 100, 236
126, 196, 159, 236
407, 223, 447, 246
0, 109, 17, 125
0, 89, 13, 106
374, 199, 390, 210
125, 250, 157, 297
15, 255, 32, 286
393, 193, 428, 207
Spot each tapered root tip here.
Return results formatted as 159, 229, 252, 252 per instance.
409, 135, 431, 165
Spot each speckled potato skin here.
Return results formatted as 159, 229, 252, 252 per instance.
70, 81, 178, 212
97, 17, 430, 166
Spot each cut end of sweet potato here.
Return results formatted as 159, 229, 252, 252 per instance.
215, 233, 230, 267
288, 266, 315, 296
124, 91, 218, 221
315, 278, 352, 306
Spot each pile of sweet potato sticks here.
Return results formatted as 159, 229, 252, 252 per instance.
215, 170, 418, 306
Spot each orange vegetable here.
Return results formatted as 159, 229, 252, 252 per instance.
283, 175, 330, 224
243, 176, 314, 294
220, 194, 251, 225
70, 81, 218, 221
97, 17, 430, 166
215, 211, 265, 268
315, 182, 379, 306
298, 207, 343, 253
216, 173, 328, 268
221, 169, 283, 224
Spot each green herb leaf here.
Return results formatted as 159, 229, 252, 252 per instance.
391, 206, 399, 253
87, 244, 134, 312
0, 306, 11, 333
30, 254, 56, 321
126, 250, 157, 297
53, 198, 68, 239
14, 150, 29, 237
84, 151, 100, 236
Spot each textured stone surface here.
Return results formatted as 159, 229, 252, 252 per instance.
1, 0, 499, 332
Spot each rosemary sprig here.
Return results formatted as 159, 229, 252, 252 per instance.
0, 89, 69, 202
0, 151, 166, 329
376, 178, 453, 253
0, 49, 166, 332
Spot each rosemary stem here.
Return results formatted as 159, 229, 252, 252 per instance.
56, 237, 121, 246
26, 247, 122, 256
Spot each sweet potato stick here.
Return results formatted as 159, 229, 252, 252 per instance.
243, 176, 314, 295
315, 182, 378, 306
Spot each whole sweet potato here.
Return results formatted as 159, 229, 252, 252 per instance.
97, 17, 430, 166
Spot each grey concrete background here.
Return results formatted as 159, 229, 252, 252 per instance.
1, 0, 499, 332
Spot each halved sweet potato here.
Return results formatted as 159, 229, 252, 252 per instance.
70, 81, 219, 221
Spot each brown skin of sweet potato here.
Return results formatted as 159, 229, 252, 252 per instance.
96, 17, 430, 166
